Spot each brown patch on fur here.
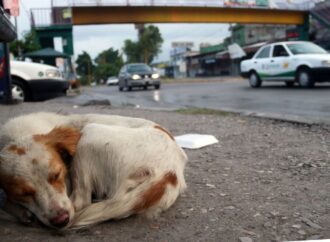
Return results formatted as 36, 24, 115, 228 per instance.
132, 172, 177, 213
46, 148, 67, 193
33, 127, 77, 194
0, 175, 36, 203
33, 126, 81, 156
7, 145, 26, 155
154, 125, 174, 141
164, 172, 178, 186
31, 159, 38, 164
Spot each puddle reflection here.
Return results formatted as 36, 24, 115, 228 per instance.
153, 90, 160, 102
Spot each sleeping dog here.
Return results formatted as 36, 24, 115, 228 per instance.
0, 113, 187, 228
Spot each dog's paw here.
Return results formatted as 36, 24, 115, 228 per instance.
2, 202, 38, 226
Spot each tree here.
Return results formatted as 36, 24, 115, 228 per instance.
139, 25, 163, 64
94, 48, 123, 82
10, 29, 41, 57
122, 39, 141, 63
123, 25, 163, 64
76, 51, 93, 85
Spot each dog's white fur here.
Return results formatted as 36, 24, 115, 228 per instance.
69, 123, 187, 227
1, 112, 155, 140
0, 112, 187, 228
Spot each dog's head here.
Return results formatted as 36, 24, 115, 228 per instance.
0, 127, 80, 228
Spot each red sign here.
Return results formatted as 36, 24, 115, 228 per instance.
3, 0, 20, 16
287, 32, 299, 39
0, 57, 5, 78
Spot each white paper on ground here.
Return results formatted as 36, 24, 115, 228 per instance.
174, 134, 219, 149
287, 240, 330, 242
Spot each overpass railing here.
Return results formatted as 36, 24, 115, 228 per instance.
52, 0, 320, 10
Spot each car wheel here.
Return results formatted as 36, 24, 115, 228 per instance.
127, 86, 132, 91
144, 85, 148, 90
119, 86, 123, 91
155, 84, 160, 90
285, 81, 295, 87
11, 79, 30, 102
297, 68, 314, 88
249, 72, 262, 88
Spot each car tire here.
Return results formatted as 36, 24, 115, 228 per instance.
119, 86, 123, 91
155, 84, 160, 90
285, 81, 295, 87
144, 85, 148, 90
249, 72, 262, 88
127, 86, 132, 91
297, 68, 314, 88
11, 79, 31, 102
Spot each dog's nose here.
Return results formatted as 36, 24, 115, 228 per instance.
49, 210, 70, 228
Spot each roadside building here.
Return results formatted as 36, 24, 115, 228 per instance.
231, 24, 287, 46
168, 42, 194, 78
185, 24, 289, 77
310, 0, 330, 50
185, 43, 230, 77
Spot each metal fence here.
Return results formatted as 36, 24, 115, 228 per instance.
51, 0, 321, 10
31, 7, 72, 27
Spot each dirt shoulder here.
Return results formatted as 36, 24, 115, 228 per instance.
0, 102, 329, 242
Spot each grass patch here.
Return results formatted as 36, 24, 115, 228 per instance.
175, 108, 232, 116
161, 78, 178, 84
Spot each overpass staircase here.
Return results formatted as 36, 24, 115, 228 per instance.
310, 1, 330, 29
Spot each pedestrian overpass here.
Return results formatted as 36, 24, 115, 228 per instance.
30, 0, 317, 55
66, 0, 310, 25
35, 0, 315, 27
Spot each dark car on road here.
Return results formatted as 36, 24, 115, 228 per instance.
118, 63, 161, 91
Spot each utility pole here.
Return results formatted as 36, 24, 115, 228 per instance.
229, 23, 235, 76
135, 23, 145, 63
87, 60, 91, 85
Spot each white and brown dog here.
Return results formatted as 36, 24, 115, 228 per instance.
0, 112, 187, 229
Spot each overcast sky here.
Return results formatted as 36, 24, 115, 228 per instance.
15, 0, 230, 62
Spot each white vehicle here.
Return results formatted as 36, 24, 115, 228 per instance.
10, 61, 69, 101
240, 41, 330, 88
106, 76, 119, 85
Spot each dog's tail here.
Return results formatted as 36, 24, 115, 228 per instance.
69, 195, 136, 228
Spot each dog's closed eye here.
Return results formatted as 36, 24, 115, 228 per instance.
48, 172, 61, 184
15, 188, 36, 202
20, 190, 36, 197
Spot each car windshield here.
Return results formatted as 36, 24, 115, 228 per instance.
286, 42, 327, 55
127, 64, 151, 73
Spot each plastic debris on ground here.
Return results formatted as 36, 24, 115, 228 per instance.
174, 134, 219, 149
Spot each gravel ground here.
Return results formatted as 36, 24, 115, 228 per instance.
0, 102, 329, 242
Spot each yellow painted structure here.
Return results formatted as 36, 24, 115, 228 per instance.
72, 6, 307, 25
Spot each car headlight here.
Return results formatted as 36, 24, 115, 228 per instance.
321, 60, 330, 67
132, 74, 141, 80
45, 69, 61, 78
151, 73, 160, 79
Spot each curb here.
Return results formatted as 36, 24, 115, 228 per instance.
178, 106, 330, 126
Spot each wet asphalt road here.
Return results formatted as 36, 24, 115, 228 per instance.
55, 80, 330, 123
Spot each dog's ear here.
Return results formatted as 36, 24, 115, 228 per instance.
34, 127, 81, 156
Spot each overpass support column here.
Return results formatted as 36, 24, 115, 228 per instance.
297, 13, 310, 41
